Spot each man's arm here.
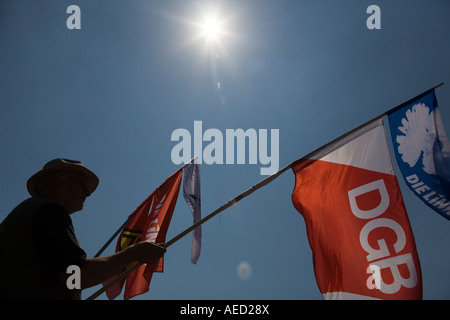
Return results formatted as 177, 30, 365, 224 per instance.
59, 241, 166, 289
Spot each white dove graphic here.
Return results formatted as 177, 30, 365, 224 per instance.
396, 103, 436, 175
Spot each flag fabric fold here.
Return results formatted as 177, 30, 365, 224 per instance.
387, 89, 450, 220
291, 118, 422, 299
104, 169, 183, 300
183, 157, 202, 264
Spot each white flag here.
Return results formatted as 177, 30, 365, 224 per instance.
183, 157, 202, 264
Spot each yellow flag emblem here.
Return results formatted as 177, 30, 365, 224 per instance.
119, 229, 142, 251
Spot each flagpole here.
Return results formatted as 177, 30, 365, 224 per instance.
382, 82, 444, 116
85, 162, 293, 300
165, 162, 293, 248
165, 83, 447, 252
93, 216, 133, 257
87, 83, 445, 300
86, 261, 143, 300
290, 82, 445, 170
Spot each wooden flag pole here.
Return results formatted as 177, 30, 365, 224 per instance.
93, 216, 133, 257
85, 163, 293, 300
87, 82, 446, 300
165, 163, 292, 249
381, 82, 444, 117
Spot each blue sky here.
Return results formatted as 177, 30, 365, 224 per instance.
1, 0, 449, 300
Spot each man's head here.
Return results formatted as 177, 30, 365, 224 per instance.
27, 159, 99, 214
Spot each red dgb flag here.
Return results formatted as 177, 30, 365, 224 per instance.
105, 169, 182, 300
291, 119, 422, 299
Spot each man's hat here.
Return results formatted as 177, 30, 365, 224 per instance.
27, 158, 99, 196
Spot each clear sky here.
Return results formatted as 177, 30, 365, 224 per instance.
1, 0, 449, 300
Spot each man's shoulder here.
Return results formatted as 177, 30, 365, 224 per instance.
18, 197, 64, 212
3, 197, 65, 225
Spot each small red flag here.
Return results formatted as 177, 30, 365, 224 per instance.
105, 169, 182, 300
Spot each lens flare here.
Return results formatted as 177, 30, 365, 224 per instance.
237, 261, 252, 280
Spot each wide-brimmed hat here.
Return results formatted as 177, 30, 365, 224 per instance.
27, 158, 99, 196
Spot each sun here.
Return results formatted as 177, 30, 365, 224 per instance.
201, 16, 223, 41
180, 5, 238, 63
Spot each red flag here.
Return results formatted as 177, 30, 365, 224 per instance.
105, 169, 182, 300
291, 119, 422, 299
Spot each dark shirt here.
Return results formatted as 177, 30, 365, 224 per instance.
0, 197, 86, 299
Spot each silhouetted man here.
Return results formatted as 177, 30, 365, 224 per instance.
0, 158, 165, 299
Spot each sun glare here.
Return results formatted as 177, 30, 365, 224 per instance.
202, 17, 222, 40
183, 5, 237, 64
